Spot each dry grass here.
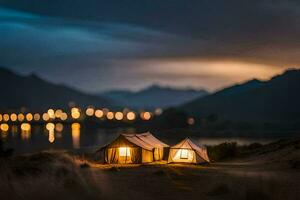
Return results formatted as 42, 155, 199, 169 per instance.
0, 151, 100, 200
0, 139, 300, 200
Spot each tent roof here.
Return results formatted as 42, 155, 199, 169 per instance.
121, 132, 169, 151
170, 138, 210, 162
171, 138, 203, 149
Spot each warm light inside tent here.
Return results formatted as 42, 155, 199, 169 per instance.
180, 149, 189, 159
119, 147, 131, 157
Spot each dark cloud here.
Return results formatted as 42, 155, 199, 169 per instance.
0, 1, 299, 92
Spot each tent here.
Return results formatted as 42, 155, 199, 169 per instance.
168, 138, 210, 164
97, 132, 169, 164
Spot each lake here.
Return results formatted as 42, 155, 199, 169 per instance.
1, 123, 283, 154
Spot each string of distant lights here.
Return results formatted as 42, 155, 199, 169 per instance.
0, 107, 164, 145
0, 107, 165, 133
0, 107, 163, 123
0, 107, 197, 138
0, 107, 198, 146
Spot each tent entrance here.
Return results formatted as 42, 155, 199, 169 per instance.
180, 149, 189, 159
106, 146, 140, 164
169, 148, 196, 163
119, 147, 131, 157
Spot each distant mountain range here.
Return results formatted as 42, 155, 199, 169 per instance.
100, 85, 209, 109
0, 67, 112, 111
0, 67, 209, 111
181, 69, 300, 123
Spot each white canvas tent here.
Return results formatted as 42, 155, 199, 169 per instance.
97, 132, 169, 164
168, 138, 210, 164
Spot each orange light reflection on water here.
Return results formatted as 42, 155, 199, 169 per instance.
71, 123, 80, 149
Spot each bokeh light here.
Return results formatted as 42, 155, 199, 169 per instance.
71, 123, 81, 149
126, 112, 136, 121
142, 112, 152, 120
154, 108, 163, 115
46, 123, 55, 131
71, 108, 81, 119
115, 112, 124, 120
85, 107, 95, 116
47, 109, 55, 119
0, 123, 9, 132
34, 113, 41, 121
26, 113, 33, 121
71, 123, 81, 129
42, 113, 50, 121
187, 117, 195, 125
55, 123, 64, 132
95, 109, 104, 118
106, 112, 114, 120
55, 109, 63, 118
21, 123, 31, 132
48, 132, 55, 143
60, 112, 68, 121
10, 113, 17, 122
18, 113, 25, 122
3, 114, 9, 122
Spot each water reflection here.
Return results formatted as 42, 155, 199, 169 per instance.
71, 123, 80, 149
55, 123, 63, 139
46, 123, 55, 143
1, 124, 9, 139
11, 125, 18, 137
21, 123, 31, 140
0, 123, 285, 154
55, 123, 64, 132
0, 123, 9, 132
21, 131, 31, 140
48, 130, 55, 143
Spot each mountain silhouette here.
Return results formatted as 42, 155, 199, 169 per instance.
101, 85, 209, 109
181, 69, 300, 123
0, 67, 112, 111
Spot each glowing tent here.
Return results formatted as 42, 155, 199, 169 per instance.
97, 132, 169, 164
168, 138, 210, 164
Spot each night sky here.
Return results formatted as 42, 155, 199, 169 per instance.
0, 0, 299, 93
